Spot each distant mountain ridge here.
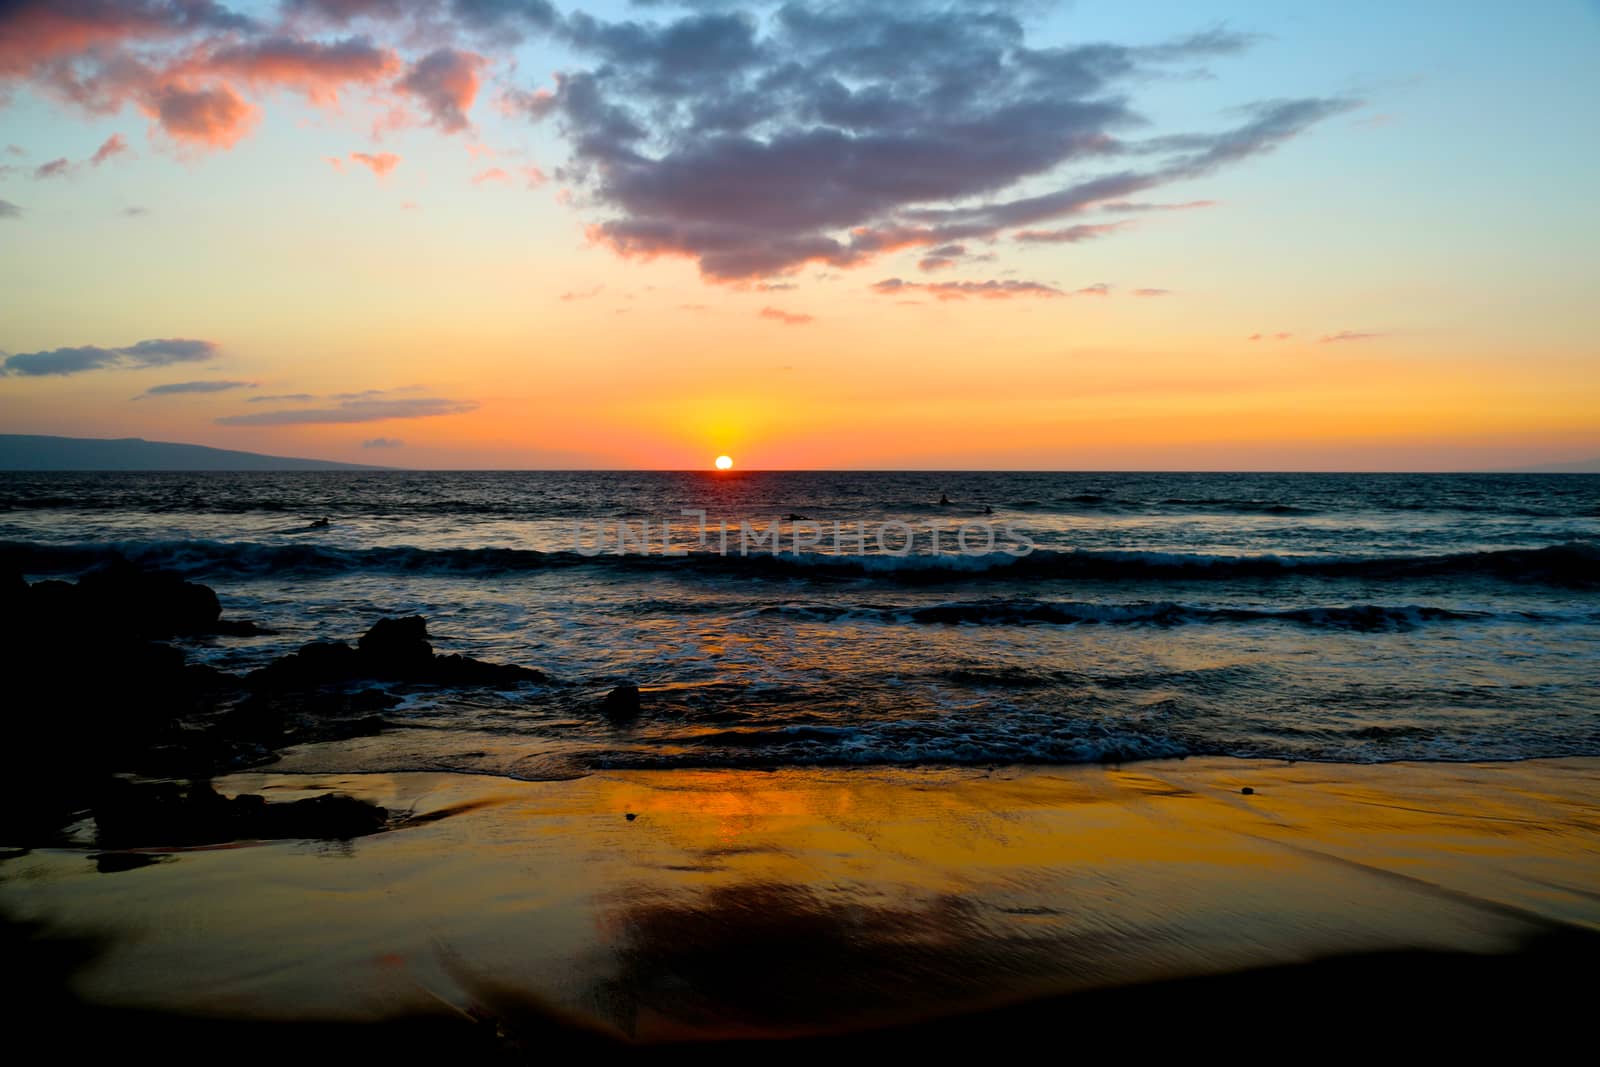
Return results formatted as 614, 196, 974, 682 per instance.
0, 434, 388, 471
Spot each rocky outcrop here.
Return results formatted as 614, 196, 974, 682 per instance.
248, 616, 545, 690
93, 779, 389, 848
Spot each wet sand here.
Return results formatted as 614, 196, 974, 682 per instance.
3, 757, 1598, 1049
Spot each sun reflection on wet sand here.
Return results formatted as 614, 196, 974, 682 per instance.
1, 759, 1597, 1040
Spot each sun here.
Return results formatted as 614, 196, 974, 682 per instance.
714, 455, 734, 471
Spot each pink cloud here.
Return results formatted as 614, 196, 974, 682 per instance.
472, 167, 510, 185
90, 132, 129, 166
1320, 330, 1386, 344
759, 307, 814, 325
350, 150, 400, 177
1131, 288, 1171, 297
142, 82, 258, 149
871, 278, 1064, 301
1013, 222, 1132, 244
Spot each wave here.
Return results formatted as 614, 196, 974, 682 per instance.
3, 539, 1596, 587
754, 599, 1548, 631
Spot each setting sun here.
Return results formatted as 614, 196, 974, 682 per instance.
715, 455, 734, 471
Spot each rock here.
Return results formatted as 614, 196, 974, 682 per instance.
600, 683, 641, 722
75, 559, 222, 637
249, 617, 543, 690
91, 852, 171, 874
93, 778, 389, 848
246, 641, 359, 689
428, 653, 544, 687
358, 616, 433, 675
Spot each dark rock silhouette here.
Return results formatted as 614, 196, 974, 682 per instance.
93, 779, 389, 848
0, 562, 546, 845
600, 682, 642, 722
250, 616, 544, 689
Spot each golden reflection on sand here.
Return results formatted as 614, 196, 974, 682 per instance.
1, 758, 1597, 1040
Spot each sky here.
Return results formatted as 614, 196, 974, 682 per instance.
0, 0, 1596, 471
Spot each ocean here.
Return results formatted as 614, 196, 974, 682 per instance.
3, 470, 1596, 776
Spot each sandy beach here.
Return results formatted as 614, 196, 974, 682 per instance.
4, 756, 1597, 1048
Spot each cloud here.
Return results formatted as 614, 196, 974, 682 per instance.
560, 285, 604, 301
136, 379, 254, 398
362, 436, 405, 448
121, 205, 148, 216
1319, 330, 1385, 344
1131, 288, 1171, 297
29, 134, 132, 179
288, 0, 558, 43
249, 392, 316, 403
0, 199, 21, 219
398, 48, 485, 133
216, 396, 478, 425
1248, 332, 1293, 341
33, 157, 72, 179
146, 82, 258, 148
871, 278, 1063, 300
918, 243, 971, 272
202, 36, 400, 105
1013, 222, 1132, 244
1, 337, 218, 377
512, 7, 1352, 281
90, 132, 130, 165
759, 306, 813, 325
1098, 200, 1217, 213
350, 150, 400, 176
472, 166, 510, 184
1075, 282, 1111, 296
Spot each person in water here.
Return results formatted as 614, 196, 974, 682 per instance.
939, 494, 951, 506
310, 517, 330, 528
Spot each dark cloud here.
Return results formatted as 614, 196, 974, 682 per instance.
33, 157, 72, 179
287, 0, 558, 42
202, 35, 400, 103
514, 6, 1351, 281
362, 436, 405, 448
758, 306, 813, 324
398, 48, 485, 132
249, 392, 316, 402
216, 396, 478, 425
1, 337, 218, 377
136, 378, 253, 397
0, 199, 20, 218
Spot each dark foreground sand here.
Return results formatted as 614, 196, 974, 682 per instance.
3, 757, 1598, 1053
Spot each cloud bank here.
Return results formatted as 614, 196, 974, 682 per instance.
2, 337, 218, 377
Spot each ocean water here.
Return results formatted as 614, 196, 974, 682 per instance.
3, 471, 1597, 775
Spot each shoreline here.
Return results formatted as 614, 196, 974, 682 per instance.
5, 756, 1597, 1044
